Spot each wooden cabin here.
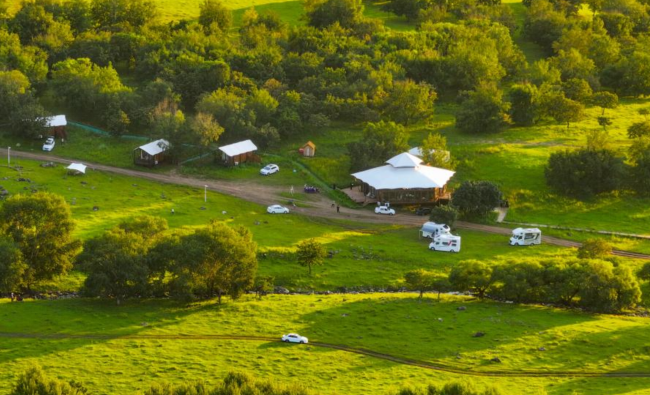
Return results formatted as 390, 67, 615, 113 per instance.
300, 141, 316, 157
133, 139, 170, 167
218, 140, 259, 166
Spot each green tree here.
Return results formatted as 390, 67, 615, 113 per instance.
628, 121, 650, 139
253, 276, 274, 299
544, 148, 624, 198
0, 70, 46, 138
591, 91, 618, 115
0, 193, 81, 292
404, 269, 434, 299
449, 260, 494, 298
451, 181, 502, 219
597, 117, 612, 132
586, 130, 610, 150
628, 140, 650, 195
9, 366, 87, 395
561, 78, 593, 103
165, 222, 257, 303
455, 84, 510, 134
199, 0, 232, 32
540, 92, 584, 129
428, 205, 458, 229
190, 112, 225, 155
419, 133, 451, 168
493, 261, 544, 303
305, 0, 364, 29
91, 0, 158, 30
0, 237, 26, 293
577, 239, 612, 259
381, 80, 437, 126
296, 238, 326, 276
348, 121, 409, 171
509, 83, 538, 126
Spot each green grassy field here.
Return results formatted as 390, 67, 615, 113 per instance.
2, 294, 650, 394
1, 159, 585, 292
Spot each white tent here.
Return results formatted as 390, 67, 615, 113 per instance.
219, 140, 257, 157
137, 139, 169, 156
66, 163, 87, 174
352, 153, 455, 190
43, 115, 67, 127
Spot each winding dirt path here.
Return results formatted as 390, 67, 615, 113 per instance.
1, 331, 649, 378
2, 148, 648, 260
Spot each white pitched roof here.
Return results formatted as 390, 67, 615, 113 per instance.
43, 115, 67, 127
137, 139, 170, 156
352, 152, 455, 190
67, 163, 87, 174
219, 140, 257, 157
386, 152, 422, 168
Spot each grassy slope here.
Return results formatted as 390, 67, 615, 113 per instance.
2, 295, 650, 394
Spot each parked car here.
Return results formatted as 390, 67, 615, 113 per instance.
267, 204, 289, 214
260, 164, 279, 175
415, 206, 432, 216
375, 205, 395, 215
282, 333, 308, 344
42, 137, 55, 152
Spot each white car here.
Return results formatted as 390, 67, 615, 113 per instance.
282, 333, 308, 344
267, 204, 289, 214
375, 206, 395, 215
42, 137, 55, 151
260, 164, 279, 175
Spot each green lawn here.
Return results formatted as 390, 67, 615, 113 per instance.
2, 294, 650, 394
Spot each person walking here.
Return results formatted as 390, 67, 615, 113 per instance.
10, 292, 14, 302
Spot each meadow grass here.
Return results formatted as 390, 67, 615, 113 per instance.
2, 294, 650, 394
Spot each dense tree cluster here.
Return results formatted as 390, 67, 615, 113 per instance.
448, 257, 641, 313
78, 216, 258, 303
451, 181, 502, 219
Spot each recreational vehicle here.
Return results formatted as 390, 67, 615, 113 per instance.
509, 228, 542, 246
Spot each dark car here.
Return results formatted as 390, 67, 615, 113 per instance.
415, 207, 432, 216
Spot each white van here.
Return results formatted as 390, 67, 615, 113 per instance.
429, 234, 461, 253
420, 222, 451, 239
509, 228, 542, 246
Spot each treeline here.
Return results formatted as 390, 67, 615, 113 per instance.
8, 366, 508, 395
0, 192, 263, 303
405, 254, 643, 313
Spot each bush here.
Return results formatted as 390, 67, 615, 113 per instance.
429, 205, 458, 228
451, 181, 502, 219
544, 148, 625, 198
577, 239, 613, 259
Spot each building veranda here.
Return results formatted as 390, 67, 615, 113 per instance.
351, 152, 455, 205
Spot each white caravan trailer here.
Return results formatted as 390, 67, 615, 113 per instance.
509, 228, 542, 246
420, 222, 451, 239
429, 234, 461, 252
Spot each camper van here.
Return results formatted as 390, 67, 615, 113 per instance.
420, 222, 451, 239
509, 228, 542, 246
429, 234, 461, 253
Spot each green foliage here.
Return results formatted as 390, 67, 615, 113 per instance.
455, 85, 510, 134
78, 216, 168, 304
591, 91, 619, 115
509, 83, 539, 126
561, 78, 592, 103
451, 181, 502, 219
347, 121, 409, 171
296, 238, 326, 275
380, 79, 436, 126
392, 381, 504, 395
253, 275, 274, 299
91, 0, 158, 30
544, 148, 624, 198
199, 0, 233, 32
428, 205, 458, 229
420, 133, 451, 168
628, 121, 650, 139
577, 239, 613, 259
305, 0, 364, 29
0, 192, 81, 291
404, 269, 434, 299
539, 91, 584, 129
449, 260, 493, 298
628, 139, 650, 195
9, 366, 88, 395
0, 236, 25, 293
0, 69, 46, 138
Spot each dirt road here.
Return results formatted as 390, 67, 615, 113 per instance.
2, 148, 648, 260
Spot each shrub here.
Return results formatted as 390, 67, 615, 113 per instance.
451, 181, 502, 219
544, 148, 624, 198
429, 205, 458, 229
577, 239, 613, 259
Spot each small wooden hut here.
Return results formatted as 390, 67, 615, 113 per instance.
133, 139, 170, 167
218, 140, 259, 166
300, 141, 316, 157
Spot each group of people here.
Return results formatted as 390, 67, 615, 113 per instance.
10, 292, 23, 302
304, 185, 320, 193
